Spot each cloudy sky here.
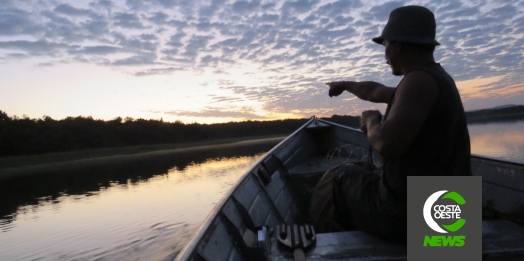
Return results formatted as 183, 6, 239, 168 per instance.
1, 0, 523, 123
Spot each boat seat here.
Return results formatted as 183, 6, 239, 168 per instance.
269, 230, 406, 260
267, 220, 524, 260
482, 219, 524, 259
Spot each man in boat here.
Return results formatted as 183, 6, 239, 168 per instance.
312, 5, 472, 242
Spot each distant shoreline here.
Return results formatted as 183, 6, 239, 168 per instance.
466, 111, 524, 124
0, 135, 285, 179
0, 105, 524, 174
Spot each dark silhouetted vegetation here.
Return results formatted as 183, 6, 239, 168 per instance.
466, 105, 524, 123
0, 110, 359, 158
3, 104, 523, 158
0, 139, 277, 226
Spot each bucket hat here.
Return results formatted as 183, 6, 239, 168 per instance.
372, 6, 440, 45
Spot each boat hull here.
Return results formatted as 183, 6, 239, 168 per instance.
176, 118, 524, 261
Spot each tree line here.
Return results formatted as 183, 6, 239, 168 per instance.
465, 105, 524, 123
0, 111, 359, 158
3, 104, 521, 158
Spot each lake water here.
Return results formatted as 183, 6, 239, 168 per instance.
1, 120, 523, 261
0, 139, 279, 261
468, 120, 524, 163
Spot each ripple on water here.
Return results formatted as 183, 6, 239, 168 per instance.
0, 150, 269, 261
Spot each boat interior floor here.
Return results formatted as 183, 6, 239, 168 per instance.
277, 155, 524, 260
267, 220, 524, 260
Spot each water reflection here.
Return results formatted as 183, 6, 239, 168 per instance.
468, 120, 524, 163
2, 121, 524, 260
0, 139, 278, 261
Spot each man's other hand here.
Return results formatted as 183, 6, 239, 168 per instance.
360, 110, 382, 133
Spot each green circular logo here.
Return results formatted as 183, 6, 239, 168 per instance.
423, 190, 466, 233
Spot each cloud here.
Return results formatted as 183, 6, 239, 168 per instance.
166, 106, 263, 119
165, 31, 186, 47
113, 12, 146, 29
147, 11, 169, 24
486, 4, 517, 19
75, 45, 121, 55
82, 17, 111, 36
134, 66, 184, 76
112, 52, 157, 66
316, 0, 363, 18
231, 0, 260, 13
0, 8, 42, 36
200, 55, 221, 66
0, 39, 71, 56
258, 14, 279, 23
89, 0, 114, 9
113, 33, 158, 53
2, 0, 524, 120
282, 0, 320, 14
54, 4, 94, 17
182, 35, 213, 59
209, 95, 246, 104
364, 1, 404, 21
156, 0, 185, 9
199, 0, 228, 17
139, 33, 157, 41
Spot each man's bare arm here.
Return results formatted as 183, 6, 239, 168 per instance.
363, 71, 439, 159
326, 81, 395, 103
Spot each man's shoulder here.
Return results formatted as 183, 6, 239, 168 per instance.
398, 70, 439, 94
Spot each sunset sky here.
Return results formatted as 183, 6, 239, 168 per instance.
1, 0, 524, 124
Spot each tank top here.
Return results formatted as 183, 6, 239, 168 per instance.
382, 62, 472, 202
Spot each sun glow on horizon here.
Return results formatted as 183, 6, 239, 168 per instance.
456, 76, 504, 100
2, 1, 524, 124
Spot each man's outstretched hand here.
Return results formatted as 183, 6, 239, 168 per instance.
326, 82, 347, 97
326, 81, 394, 103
